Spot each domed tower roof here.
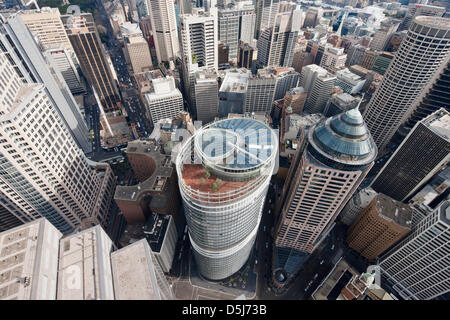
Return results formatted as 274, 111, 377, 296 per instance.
308, 107, 377, 168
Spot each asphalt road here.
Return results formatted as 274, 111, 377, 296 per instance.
85, 0, 151, 163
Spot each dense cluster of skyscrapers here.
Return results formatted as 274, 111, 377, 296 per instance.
0, 0, 448, 301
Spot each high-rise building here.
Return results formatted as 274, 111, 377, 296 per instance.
334, 68, 366, 94
0, 13, 91, 154
345, 44, 367, 67
363, 16, 450, 151
292, 50, 314, 74
257, 9, 302, 69
144, 76, 184, 125
61, 10, 121, 114
359, 50, 378, 70
218, 68, 250, 117
299, 64, 336, 114
255, 0, 280, 37
194, 69, 219, 123
283, 87, 307, 115
180, 8, 218, 72
0, 218, 62, 300
273, 108, 377, 286
237, 1, 256, 44
121, 24, 153, 74
370, 20, 399, 51
398, 3, 446, 31
111, 239, 175, 300
147, 0, 180, 63
43, 48, 85, 95
320, 46, 347, 73
303, 7, 322, 28
346, 194, 412, 260
323, 93, 359, 117
400, 59, 450, 135
371, 52, 394, 76
237, 41, 256, 70
17, 7, 74, 51
338, 187, 377, 226
244, 71, 276, 113
371, 108, 450, 202
176, 117, 278, 280
218, 7, 240, 62
0, 53, 116, 233
180, 8, 218, 106
379, 200, 450, 300
57, 225, 116, 300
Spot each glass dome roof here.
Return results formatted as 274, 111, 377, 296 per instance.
310, 108, 377, 165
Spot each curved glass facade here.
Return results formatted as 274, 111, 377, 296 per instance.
176, 118, 277, 280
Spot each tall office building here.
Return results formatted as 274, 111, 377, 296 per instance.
370, 20, 399, 51
180, 8, 218, 106
145, 76, 184, 125
398, 3, 446, 31
0, 219, 62, 300
218, 6, 239, 61
363, 16, 450, 151
303, 7, 322, 28
57, 225, 115, 300
346, 194, 412, 260
244, 71, 276, 113
61, 9, 121, 114
148, 0, 180, 63
379, 201, 450, 300
359, 50, 378, 70
257, 9, 302, 69
218, 68, 250, 117
299, 64, 336, 114
17, 7, 74, 51
0, 13, 91, 154
194, 69, 219, 123
371, 52, 394, 76
255, 0, 280, 37
320, 46, 347, 72
400, 59, 450, 135
338, 187, 377, 226
180, 8, 218, 72
345, 44, 367, 67
292, 50, 314, 74
283, 87, 307, 115
176, 117, 278, 280
273, 108, 377, 286
111, 239, 175, 300
323, 93, 359, 117
121, 24, 153, 74
0, 52, 116, 233
371, 109, 450, 202
237, 41, 257, 70
43, 48, 84, 95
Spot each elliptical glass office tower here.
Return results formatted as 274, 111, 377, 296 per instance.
176, 118, 277, 280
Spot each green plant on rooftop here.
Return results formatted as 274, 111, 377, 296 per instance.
216, 178, 223, 188
200, 178, 206, 186
211, 182, 218, 191
205, 170, 211, 179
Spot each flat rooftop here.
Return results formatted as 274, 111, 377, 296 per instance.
110, 239, 163, 300
114, 140, 174, 201
423, 109, 450, 141
376, 194, 413, 229
144, 213, 171, 253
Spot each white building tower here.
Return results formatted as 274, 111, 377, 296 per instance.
148, 0, 180, 63
176, 118, 278, 280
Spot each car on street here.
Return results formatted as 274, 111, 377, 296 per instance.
265, 242, 268, 249
331, 244, 335, 250
320, 260, 324, 265
313, 273, 318, 279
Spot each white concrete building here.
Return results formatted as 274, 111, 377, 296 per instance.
0, 219, 62, 300
111, 239, 175, 300
363, 16, 450, 151
299, 64, 336, 114
145, 76, 184, 125
320, 46, 347, 72
379, 201, 450, 300
0, 52, 116, 233
148, 0, 180, 63
335, 68, 366, 94
57, 225, 115, 300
